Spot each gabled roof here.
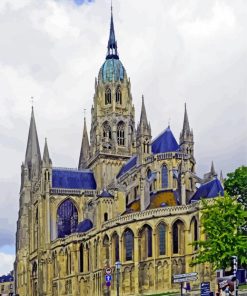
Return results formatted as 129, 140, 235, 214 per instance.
97, 189, 114, 198
117, 155, 137, 178
152, 126, 179, 154
189, 178, 224, 203
76, 219, 93, 233
52, 168, 96, 190
0, 274, 14, 283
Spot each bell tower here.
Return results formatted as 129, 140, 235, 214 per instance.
86, 6, 136, 188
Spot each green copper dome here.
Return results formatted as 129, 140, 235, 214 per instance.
101, 58, 125, 83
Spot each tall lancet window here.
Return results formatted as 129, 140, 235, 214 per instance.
105, 87, 111, 104
103, 122, 112, 140
116, 86, 122, 104
124, 228, 134, 261
162, 165, 168, 188
57, 199, 78, 238
117, 121, 125, 146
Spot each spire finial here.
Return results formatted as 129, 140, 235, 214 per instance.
30, 96, 34, 110
106, 1, 118, 59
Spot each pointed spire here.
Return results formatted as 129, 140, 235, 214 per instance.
106, 3, 118, 59
43, 138, 51, 166
139, 95, 148, 128
78, 117, 90, 169
211, 161, 216, 176
182, 103, 190, 135
25, 107, 41, 179
220, 170, 224, 183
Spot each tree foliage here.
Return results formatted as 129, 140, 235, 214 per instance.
191, 194, 247, 270
224, 166, 247, 208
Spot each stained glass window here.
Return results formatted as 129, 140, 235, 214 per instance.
125, 229, 134, 261
158, 223, 166, 255
79, 244, 83, 273
57, 200, 78, 238
162, 165, 168, 188
173, 221, 179, 254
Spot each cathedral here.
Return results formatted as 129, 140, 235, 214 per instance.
15, 7, 224, 296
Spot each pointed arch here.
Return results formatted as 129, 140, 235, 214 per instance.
116, 86, 122, 104
123, 228, 134, 261
105, 87, 111, 104
139, 224, 153, 260
190, 216, 198, 250
57, 199, 78, 238
102, 121, 112, 140
117, 121, 125, 146
161, 164, 168, 188
103, 234, 110, 262
157, 222, 166, 256
111, 232, 120, 263
172, 219, 185, 254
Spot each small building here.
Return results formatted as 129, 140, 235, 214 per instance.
0, 273, 14, 296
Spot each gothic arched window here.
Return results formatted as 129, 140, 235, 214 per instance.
157, 222, 166, 256
103, 235, 110, 261
79, 244, 83, 273
191, 217, 198, 250
161, 165, 168, 188
116, 86, 122, 104
112, 232, 120, 262
139, 225, 152, 260
57, 199, 78, 238
124, 228, 134, 261
117, 121, 125, 146
172, 220, 184, 254
105, 87, 111, 104
103, 122, 112, 140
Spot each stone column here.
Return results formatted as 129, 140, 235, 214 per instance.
133, 235, 139, 295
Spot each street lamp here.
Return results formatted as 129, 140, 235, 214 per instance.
115, 261, 122, 296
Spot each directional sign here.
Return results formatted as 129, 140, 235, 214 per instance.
105, 267, 112, 275
173, 276, 198, 283
105, 275, 112, 282
173, 272, 198, 279
201, 282, 210, 296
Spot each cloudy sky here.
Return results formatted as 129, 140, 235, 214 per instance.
0, 0, 246, 274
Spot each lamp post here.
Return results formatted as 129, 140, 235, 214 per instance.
115, 261, 122, 296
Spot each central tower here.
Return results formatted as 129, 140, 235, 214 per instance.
85, 8, 136, 188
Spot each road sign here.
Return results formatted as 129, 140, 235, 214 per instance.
106, 281, 111, 287
105, 275, 112, 282
105, 267, 112, 275
201, 282, 210, 296
173, 276, 198, 283
173, 272, 198, 279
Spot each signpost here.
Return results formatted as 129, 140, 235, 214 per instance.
201, 282, 210, 296
105, 267, 112, 295
173, 272, 198, 296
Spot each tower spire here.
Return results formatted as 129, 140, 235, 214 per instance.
43, 138, 51, 166
139, 95, 149, 130
106, 2, 118, 59
182, 103, 190, 136
211, 161, 216, 176
78, 116, 90, 169
25, 107, 41, 179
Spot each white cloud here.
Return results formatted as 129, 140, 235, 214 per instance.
0, 252, 15, 275
0, 0, 246, 274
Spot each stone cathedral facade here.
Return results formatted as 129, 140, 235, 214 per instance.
15, 8, 224, 296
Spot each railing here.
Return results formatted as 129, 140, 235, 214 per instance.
50, 188, 96, 196
144, 152, 190, 164
102, 202, 199, 229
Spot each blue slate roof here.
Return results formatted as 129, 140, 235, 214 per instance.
117, 155, 137, 178
0, 274, 14, 283
97, 189, 114, 198
152, 126, 179, 154
76, 219, 93, 233
52, 168, 96, 190
189, 178, 224, 203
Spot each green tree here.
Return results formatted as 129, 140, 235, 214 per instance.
191, 194, 247, 270
224, 166, 247, 208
